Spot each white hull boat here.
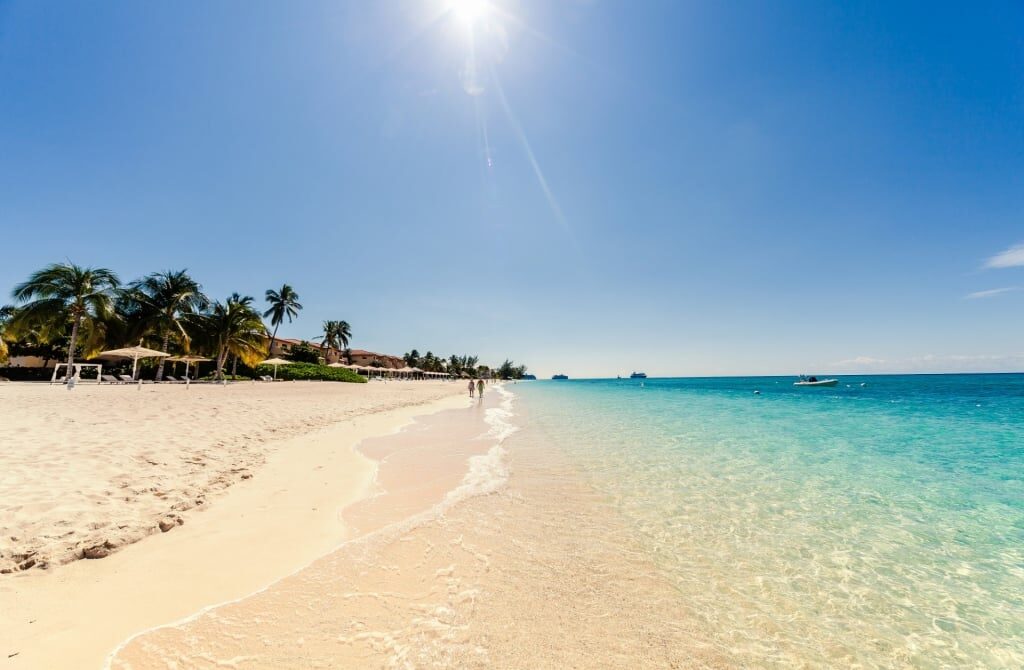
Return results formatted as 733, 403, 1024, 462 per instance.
794, 378, 838, 387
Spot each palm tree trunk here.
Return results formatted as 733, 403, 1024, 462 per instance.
155, 330, 170, 381
268, 323, 280, 357
216, 347, 228, 381
66, 311, 81, 384
231, 355, 238, 377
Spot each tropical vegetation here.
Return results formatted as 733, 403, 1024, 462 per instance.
125, 270, 208, 381
201, 293, 268, 380
316, 320, 352, 362
11, 263, 121, 373
402, 350, 529, 379
254, 361, 365, 383
0, 305, 13, 365
263, 284, 302, 355
4, 261, 528, 383
4, 263, 326, 382
283, 340, 322, 365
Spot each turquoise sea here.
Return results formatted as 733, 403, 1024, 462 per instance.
513, 374, 1024, 667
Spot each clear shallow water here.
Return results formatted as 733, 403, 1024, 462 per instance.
514, 375, 1024, 667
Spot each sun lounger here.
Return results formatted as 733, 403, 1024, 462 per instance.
259, 375, 274, 382
117, 374, 137, 383
101, 374, 125, 384
162, 375, 182, 383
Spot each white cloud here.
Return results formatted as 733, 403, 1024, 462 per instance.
833, 353, 1024, 373
964, 287, 1018, 300
984, 243, 1024, 269
833, 356, 887, 368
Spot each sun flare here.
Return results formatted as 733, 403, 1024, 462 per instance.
448, 0, 489, 24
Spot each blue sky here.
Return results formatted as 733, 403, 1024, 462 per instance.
1, 0, 1022, 377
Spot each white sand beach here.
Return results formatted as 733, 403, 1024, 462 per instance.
0, 380, 467, 668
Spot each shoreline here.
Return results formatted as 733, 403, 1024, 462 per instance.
1, 382, 469, 669
107, 383, 722, 668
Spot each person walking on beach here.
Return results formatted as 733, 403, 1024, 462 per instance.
477, 379, 484, 398
468, 379, 475, 398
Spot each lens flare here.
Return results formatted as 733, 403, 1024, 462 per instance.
448, 0, 488, 24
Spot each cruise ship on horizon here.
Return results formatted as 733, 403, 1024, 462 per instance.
629, 371, 647, 379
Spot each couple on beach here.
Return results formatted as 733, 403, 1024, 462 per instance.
468, 378, 484, 398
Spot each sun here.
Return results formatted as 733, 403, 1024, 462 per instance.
448, 0, 489, 24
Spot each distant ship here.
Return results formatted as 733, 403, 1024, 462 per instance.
629, 372, 647, 379
552, 374, 569, 380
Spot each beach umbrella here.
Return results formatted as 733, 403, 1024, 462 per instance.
327, 362, 347, 368
260, 357, 292, 380
165, 355, 211, 384
98, 345, 171, 380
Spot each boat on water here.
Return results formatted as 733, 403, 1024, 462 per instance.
794, 375, 838, 387
629, 371, 647, 379
552, 374, 569, 380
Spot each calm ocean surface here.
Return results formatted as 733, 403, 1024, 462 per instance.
513, 374, 1024, 667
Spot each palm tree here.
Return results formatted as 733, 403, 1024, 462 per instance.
203, 294, 267, 381
0, 305, 14, 365
333, 320, 351, 356
1, 304, 64, 368
129, 270, 208, 381
263, 284, 302, 355
315, 320, 352, 363
11, 263, 120, 379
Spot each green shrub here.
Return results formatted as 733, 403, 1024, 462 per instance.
255, 362, 366, 383
285, 342, 322, 364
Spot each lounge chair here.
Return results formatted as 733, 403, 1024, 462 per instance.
258, 375, 274, 382
162, 375, 182, 383
117, 374, 136, 383
101, 374, 124, 384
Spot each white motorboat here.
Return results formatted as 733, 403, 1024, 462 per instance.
794, 376, 838, 387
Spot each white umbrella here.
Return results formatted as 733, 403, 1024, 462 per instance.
99, 345, 171, 380
165, 355, 211, 384
327, 362, 347, 368
260, 357, 292, 380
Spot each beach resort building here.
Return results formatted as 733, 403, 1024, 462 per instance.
345, 349, 405, 369
263, 337, 404, 369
